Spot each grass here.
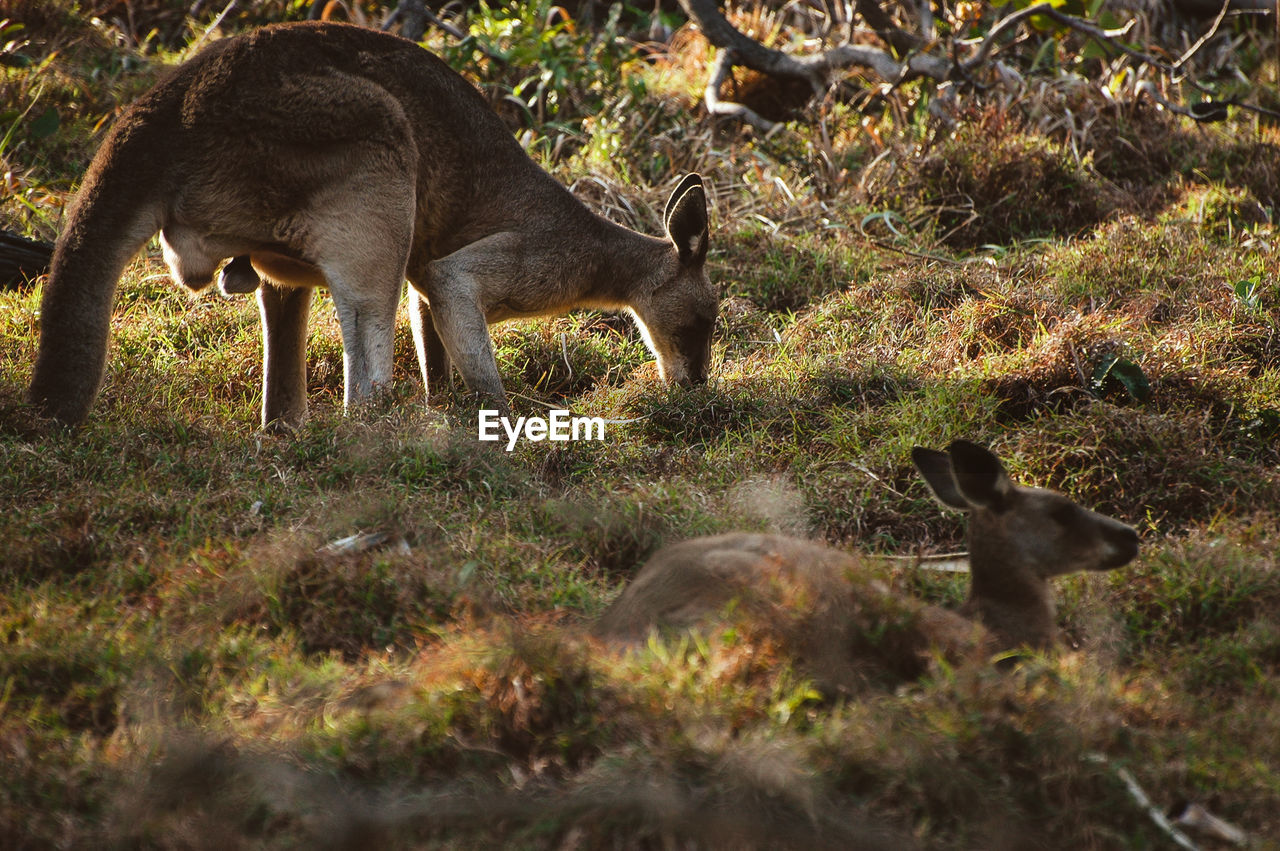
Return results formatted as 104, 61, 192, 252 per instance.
2, 1, 1280, 847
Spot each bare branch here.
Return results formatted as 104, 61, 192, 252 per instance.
1174, 0, 1232, 70
703, 49, 783, 132
804, 42, 950, 81
677, 0, 949, 94
677, 0, 1273, 129
852, 0, 923, 54
916, 0, 936, 42
678, 0, 827, 90
963, 3, 1174, 75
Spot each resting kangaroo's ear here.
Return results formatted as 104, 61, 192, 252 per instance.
664, 173, 708, 267
946, 439, 1014, 511
912, 446, 969, 510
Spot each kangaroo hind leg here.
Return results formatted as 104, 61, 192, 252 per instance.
310, 190, 415, 414
407, 287, 453, 401
422, 233, 522, 415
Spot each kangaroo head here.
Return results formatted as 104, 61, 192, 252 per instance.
912, 440, 1139, 647
629, 174, 716, 386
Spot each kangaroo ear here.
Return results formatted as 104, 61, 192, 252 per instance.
912, 446, 969, 510
664, 173, 708, 267
946, 440, 1013, 511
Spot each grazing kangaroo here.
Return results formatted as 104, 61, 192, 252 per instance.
28, 22, 715, 428
596, 441, 1139, 691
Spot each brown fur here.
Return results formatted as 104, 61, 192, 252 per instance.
595, 441, 1139, 692
28, 22, 716, 428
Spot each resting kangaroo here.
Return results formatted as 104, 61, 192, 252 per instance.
28, 22, 715, 428
596, 441, 1139, 691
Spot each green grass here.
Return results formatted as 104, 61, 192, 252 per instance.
2, 2, 1280, 847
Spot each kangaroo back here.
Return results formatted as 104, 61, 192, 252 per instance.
594, 532, 987, 694
595, 532, 866, 640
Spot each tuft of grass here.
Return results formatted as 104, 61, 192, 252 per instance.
863, 109, 1125, 249
1119, 522, 1280, 653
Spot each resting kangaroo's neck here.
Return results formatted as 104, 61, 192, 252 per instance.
964, 536, 1056, 648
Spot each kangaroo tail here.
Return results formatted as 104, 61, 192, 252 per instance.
28, 138, 161, 425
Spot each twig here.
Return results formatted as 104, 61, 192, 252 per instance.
1067, 339, 1088, 387
186, 0, 237, 55
505, 391, 652, 426
559, 333, 574, 381
421, 6, 471, 43
682, 0, 1278, 133
963, 3, 1165, 75
852, 0, 923, 54
1174, 0, 1233, 70
914, 558, 971, 573
849, 461, 906, 497
916, 0, 935, 42
1084, 754, 1200, 851
383, 0, 507, 65
882, 550, 969, 562
857, 216, 997, 267
1171, 802, 1249, 846
679, 0, 948, 100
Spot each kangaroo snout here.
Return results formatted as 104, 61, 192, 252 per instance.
662, 341, 711, 387
678, 322, 714, 386
637, 300, 716, 388
1101, 521, 1140, 569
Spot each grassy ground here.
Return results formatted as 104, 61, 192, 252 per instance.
2, 2, 1280, 848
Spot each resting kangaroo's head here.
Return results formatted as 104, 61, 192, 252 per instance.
630, 174, 716, 387
913, 440, 1139, 647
